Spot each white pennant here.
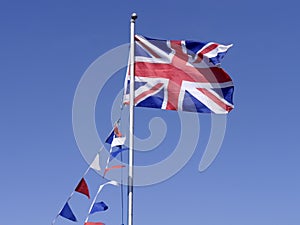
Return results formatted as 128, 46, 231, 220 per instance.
111, 136, 126, 147
90, 153, 101, 171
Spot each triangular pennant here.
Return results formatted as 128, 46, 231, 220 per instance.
105, 130, 114, 144
59, 202, 77, 222
84, 222, 105, 225
111, 136, 126, 147
113, 125, 122, 137
110, 147, 129, 159
90, 153, 101, 171
75, 178, 90, 199
105, 125, 122, 144
104, 165, 125, 176
90, 201, 109, 214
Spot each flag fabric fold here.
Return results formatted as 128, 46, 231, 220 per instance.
90, 201, 109, 214
123, 34, 234, 114
59, 202, 77, 222
75, 178, 90, 199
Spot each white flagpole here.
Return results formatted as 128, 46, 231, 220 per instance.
128, 12, 137, 225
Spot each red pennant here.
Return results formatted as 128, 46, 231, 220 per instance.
113, 125, 122, 137
84, 222, 105, 225
104, 165, 125, 176
75, 178, 90, 199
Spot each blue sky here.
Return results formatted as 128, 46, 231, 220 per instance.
1, 0, 300, 225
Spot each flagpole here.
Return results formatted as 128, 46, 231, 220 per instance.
128, 12, 137, 225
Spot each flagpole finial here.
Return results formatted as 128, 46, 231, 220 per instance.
131, 13, 138, 21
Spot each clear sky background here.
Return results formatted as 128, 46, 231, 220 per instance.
1, 0, 300, 225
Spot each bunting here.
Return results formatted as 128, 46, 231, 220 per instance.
53, 124, 125, 225
59, 202, 77, 222
110, 147, 129, 159
84, 181, 119, 224
111, 136, 126, 147
90, 153, 101, 171
103, 124, 127, 178
105, 125, 122, 144
90, 201, 109, 214
52, 149, 105, 224
104, 165, 125, 176
75, 178, 90, 199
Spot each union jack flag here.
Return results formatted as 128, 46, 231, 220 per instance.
123, 35, 234, 114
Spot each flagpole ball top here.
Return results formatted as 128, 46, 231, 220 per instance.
131, 13, 138, 20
